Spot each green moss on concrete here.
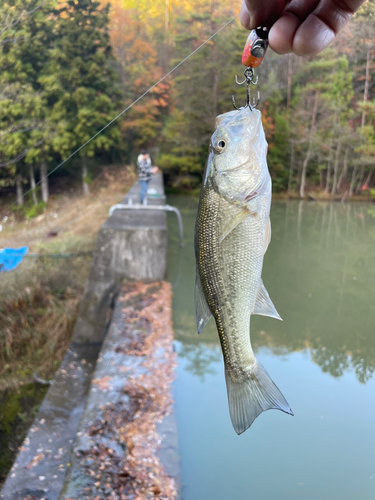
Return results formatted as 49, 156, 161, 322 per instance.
0, 383, 48, 485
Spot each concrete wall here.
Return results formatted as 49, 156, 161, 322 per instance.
72, 173, 167, 344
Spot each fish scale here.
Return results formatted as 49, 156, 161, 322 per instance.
197, 180, 261, 376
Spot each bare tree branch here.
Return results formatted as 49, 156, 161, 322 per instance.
0, 0, 48, 36
0, 122, 45, 138
0, 36, 28, 45
0, 139, 44, 167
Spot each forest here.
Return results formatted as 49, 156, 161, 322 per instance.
1, 0, 375, 211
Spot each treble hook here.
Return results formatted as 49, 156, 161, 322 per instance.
232, 67, 260, 111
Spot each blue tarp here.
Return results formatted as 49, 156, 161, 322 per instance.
0, 247, 28, 273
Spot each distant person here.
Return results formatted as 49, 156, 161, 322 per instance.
137, 151, 158, 205
240, 0, 366, 56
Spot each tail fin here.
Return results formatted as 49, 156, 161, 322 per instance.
225, 359, 293, 435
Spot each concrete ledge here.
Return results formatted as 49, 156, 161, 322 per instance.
59, 282, 179, 500
0, 345, 100, 500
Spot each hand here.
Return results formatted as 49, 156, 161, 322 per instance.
152, 166, 159, 174
240, 0, 366, 56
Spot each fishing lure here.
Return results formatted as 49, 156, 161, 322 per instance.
242, 27, 269, 68
233, 27, 269, 110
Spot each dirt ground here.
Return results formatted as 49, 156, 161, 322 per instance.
0, 165, 137, 254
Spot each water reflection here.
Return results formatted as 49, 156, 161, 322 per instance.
174, 340, 221, 380
167, 197, 375, 384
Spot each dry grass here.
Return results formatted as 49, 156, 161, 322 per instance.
0, 165, 136, 391
0, 259, 88, 391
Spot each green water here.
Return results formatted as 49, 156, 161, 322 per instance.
0, 383, 48, 485
167, 197, 375, 500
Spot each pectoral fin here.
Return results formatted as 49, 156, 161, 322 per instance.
195, 269, 212, 334
263, 218, 271, 254
219, 207, 256, 244
253, 280, 282, 321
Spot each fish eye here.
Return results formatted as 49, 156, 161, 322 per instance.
214, 139, 227, 153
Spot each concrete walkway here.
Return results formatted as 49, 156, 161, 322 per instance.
73, 173, 167, 345
0, 345, 100, 500
0, 174, 180, 500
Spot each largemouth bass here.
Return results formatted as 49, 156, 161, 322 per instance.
195, 106, 293, 434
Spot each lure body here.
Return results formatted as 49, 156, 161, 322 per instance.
242, 27, 269, 68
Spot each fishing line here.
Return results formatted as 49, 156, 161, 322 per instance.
7, 13, 240, 211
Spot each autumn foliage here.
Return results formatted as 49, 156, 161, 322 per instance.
1, 0, 375, 205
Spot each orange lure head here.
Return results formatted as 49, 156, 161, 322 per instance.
242, 27, 269, 68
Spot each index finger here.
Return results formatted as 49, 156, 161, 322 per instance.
240, 0, 287, 29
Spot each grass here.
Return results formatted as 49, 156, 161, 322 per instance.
0, 257, 90, 391
0, 383, 49, 485
0, 165, 136, 392
0, 165, 135, 484
0, 165, 136, 247
10, 200, 47, 221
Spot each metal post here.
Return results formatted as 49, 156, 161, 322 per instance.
108, 204, 184, 248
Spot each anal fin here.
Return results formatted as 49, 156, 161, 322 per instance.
253, 280, 282, 321
195, 269, 212, 334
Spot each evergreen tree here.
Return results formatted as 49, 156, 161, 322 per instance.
43, 0, 120, 196
157, 5, 239, 189
2, 0, 375, 203
350, 2, 375, 193
0, 0, 55, 205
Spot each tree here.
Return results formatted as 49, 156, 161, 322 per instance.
354, 103, 375, 189
0, 0, 56, 205
43, 0, 120, 197
284, 51, 354, 198
348, 2, 375, 194
156, 4, 240, 188
0, 83, 45, 204
109, 3, 171, 162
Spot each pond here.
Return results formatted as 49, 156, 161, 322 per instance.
167, 196, 375, 500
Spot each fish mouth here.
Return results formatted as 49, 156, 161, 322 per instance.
216, 107, 249, 128
216, 106, 260, 129
214, 108, 263, 153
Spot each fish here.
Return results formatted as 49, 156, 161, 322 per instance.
194, 106, 293, 434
